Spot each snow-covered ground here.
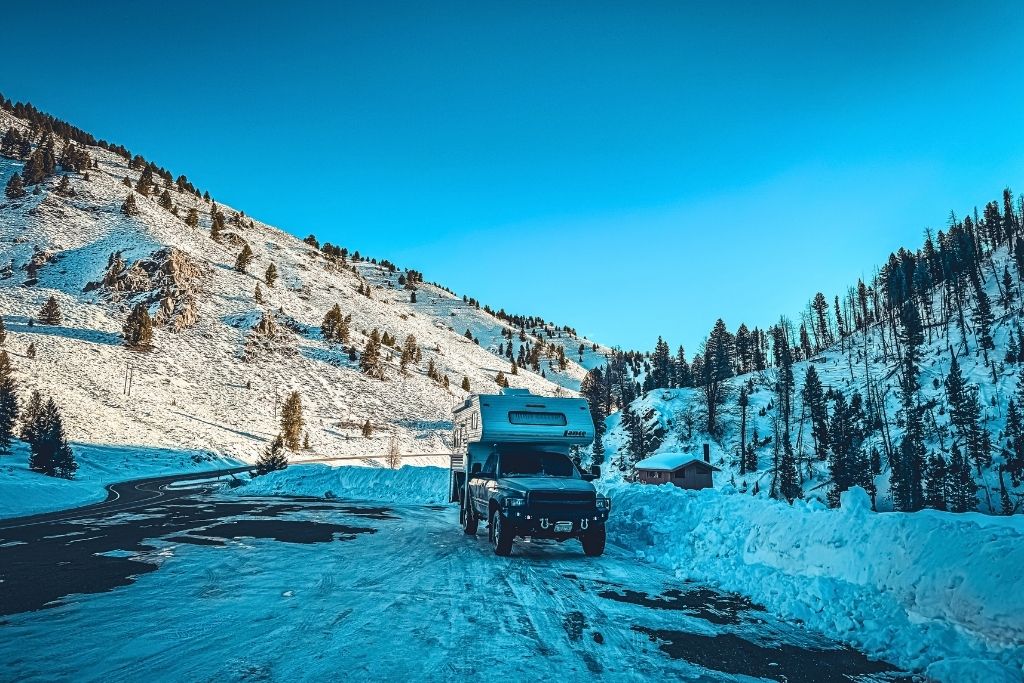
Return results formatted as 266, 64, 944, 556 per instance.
0, 474, 915, 683
229, 463, 1024, 681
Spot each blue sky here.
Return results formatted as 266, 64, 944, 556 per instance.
5, 1, 1024, 351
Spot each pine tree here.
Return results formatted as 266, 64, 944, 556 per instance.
121, 192, 140, 217
892, 301, 925, 511
998, 465, 1013, 515
27, 397, 76, 479
22, 139, 56, 185
1006, 399, 1024, 486
778, 434, 801, 502
811, 292, 832, 350
700, 319, 735, 435
802, 366, 828, 459
361, 420, 373, 437
0, 314, 6, 346
972, 288, 995, 360
945, 353, 989, 474
744, 432, 759, 473
5, 172, 27, 199
265, 263, 277, 287
255, 435, 288, 475
279, 391, 304, 450
580, 368, 606, 466
135, 167, 152, 196
738, 386, 749, 474
38, 296, 62, 325
56, 175, 73, 196
360, 329, 385, 379
947, 444, 978, 513
0, 350, 18, 453
122, 303, 153, 349
461, 376, 471, 392
26, 342, 36, 359
651, 336, 671, 388
320, 304, 349, 343
159, 189, 173, 210
495, 370, 508, 387
185, 207, 199, 228
234, 244, 254, 273
400, 335, 417, 373
254, 283, 264, 303
923, 453, 948, 510
210, 212, 224, 239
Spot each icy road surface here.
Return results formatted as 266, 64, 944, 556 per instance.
0, 476, 913, 682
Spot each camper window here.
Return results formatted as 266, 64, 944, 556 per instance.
508, 411, 567, 426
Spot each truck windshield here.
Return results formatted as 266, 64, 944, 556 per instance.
499, 451, 576, 478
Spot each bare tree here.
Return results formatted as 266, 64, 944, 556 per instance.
385, 433, 401, 469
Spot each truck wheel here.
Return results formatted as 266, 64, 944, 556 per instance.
491, 510, 513, 556
581, 526, 606, 557
461, 503, 478, 535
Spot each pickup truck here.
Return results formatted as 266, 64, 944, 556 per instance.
461, 448, 609, 556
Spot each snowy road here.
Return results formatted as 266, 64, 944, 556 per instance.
0, 476, 911, 682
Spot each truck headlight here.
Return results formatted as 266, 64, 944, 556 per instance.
506, 497, 526, 507
596, 496, 610, 511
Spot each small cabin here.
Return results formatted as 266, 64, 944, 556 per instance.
634, 451, 720, 490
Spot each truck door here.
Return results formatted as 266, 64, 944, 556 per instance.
469, 451, 498, 516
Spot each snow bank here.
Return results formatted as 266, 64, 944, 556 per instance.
604, 482, 1024, 681
235, 463, 451, 505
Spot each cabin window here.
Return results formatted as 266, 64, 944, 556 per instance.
674, 470, 685, 479
507, 411, 567, 426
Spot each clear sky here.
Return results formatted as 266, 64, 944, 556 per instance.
5, 1, 1024, 351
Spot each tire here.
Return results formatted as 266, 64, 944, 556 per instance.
491, 509, 514, 556
461, 503, 478, 535
581, 525, 606, 557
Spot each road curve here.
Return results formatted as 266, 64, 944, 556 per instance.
0, 466, 254, 530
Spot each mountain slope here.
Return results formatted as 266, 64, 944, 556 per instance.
602, 223, 1024, 514
0, 105, 606, 495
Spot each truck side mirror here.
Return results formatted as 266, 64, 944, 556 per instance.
590, 465, 601, 478
471, 462, 482, 474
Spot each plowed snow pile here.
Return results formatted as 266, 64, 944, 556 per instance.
603, 481, 1024, 681
236, 463, 450, 504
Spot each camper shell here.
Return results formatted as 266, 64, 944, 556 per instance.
450, 388, 609, 556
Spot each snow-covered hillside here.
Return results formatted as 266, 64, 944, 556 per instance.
0, 105, 606, 511
602, 228, 1024, 514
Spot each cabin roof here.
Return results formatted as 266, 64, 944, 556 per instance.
634, 452, 721, 472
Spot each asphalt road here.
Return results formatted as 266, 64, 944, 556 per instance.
0, 469, 915, 682
0, 466, 254, 531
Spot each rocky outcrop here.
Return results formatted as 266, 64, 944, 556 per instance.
85, 247, 205, 331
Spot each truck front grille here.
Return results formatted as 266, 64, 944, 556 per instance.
528, 490, 595, 516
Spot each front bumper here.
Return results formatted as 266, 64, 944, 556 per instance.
500, 507, 608, 537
